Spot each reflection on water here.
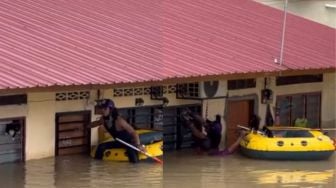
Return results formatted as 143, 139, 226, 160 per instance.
252, 169, 334, 185
0, 152, 335, 188
0, 155, 162, 188
164, 151, 335, 188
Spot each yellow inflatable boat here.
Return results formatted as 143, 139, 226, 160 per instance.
239, 127, 335, 160
91, 130, 163, 161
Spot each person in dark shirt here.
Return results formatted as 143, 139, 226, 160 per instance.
249, 114, 260, 131
206, 115, 222, 152
181, 109, 249, 156
89, 99, 145, 163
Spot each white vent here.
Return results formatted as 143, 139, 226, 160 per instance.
55, 91, 90, 101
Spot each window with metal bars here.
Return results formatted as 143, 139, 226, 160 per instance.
176, 82, 200, 98
118, 106, 163, 130
227, 79, 256, 90
276, 74, 323, 86
0, 94, 27, 106
276, 92, 321, 128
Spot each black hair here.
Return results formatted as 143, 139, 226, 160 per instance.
110, 107, 119, 119
215, 114, 221, 123
100, 99, 115, 109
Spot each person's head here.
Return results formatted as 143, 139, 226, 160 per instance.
215, 114, 221, 123
181, 108, 193, 123
100, 99, 118, 118
250, 114, 260, 130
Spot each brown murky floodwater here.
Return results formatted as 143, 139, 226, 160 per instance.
0, 156, 162, 188
164, 151, 335, 188
0, 152, 335, 188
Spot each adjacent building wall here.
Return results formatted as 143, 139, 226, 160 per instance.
255, 0, 336, 28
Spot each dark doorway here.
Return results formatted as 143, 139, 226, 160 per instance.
163, 104, 202, 151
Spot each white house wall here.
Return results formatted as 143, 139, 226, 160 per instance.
26, 92, 55, 160
0, 105, 27, 120
204, 72, 335, 146
0, 72, 334, 161
23, 87, 173, 160
321, 72, 336, 129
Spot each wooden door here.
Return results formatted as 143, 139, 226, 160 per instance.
226, 100, 252, 147
55, 111, 91, 156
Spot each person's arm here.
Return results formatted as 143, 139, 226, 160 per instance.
201, 126, 208, 136
189, 123, 207, 139
88, 117, 103, 128
117, 117, 145, 151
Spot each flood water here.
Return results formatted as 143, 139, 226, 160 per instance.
0, 152, 335, 188
163, 150, 335, 188
0, 155, 162, 188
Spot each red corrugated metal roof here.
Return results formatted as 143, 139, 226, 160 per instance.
0, 0, 334, 90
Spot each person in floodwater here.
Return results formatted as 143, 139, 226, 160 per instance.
181, 109, 211, 153
181, 109, 248, 156
89, 99, 145, 163
216, 130, 248, 155
217, 114, 260, 155
250, 113, 274, 137
249, 114, 261, 131
206, 115, 222, 153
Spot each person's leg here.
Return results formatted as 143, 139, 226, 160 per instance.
208, 135, 221, 155
211, 134, 221, 149
217, 131, 247, 156
227, 131, 248, 153
95, 141, 120, 159
125, 145, 139, 163
201, 137, 211, 151
226, 137, 242, 153
192, 138, 203, 154
215, 145, 237, 156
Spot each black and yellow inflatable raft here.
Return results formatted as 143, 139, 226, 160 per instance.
239, 127, 335, 160
91, 130, 163, 161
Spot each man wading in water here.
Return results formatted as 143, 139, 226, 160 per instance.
181, 109, 247, 156
89, 99, 146, 163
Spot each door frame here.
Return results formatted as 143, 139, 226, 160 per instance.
224, 94, 258, 146
162, 103, 202, 150
224, 94, 259, 119
55, 111, 91, 156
